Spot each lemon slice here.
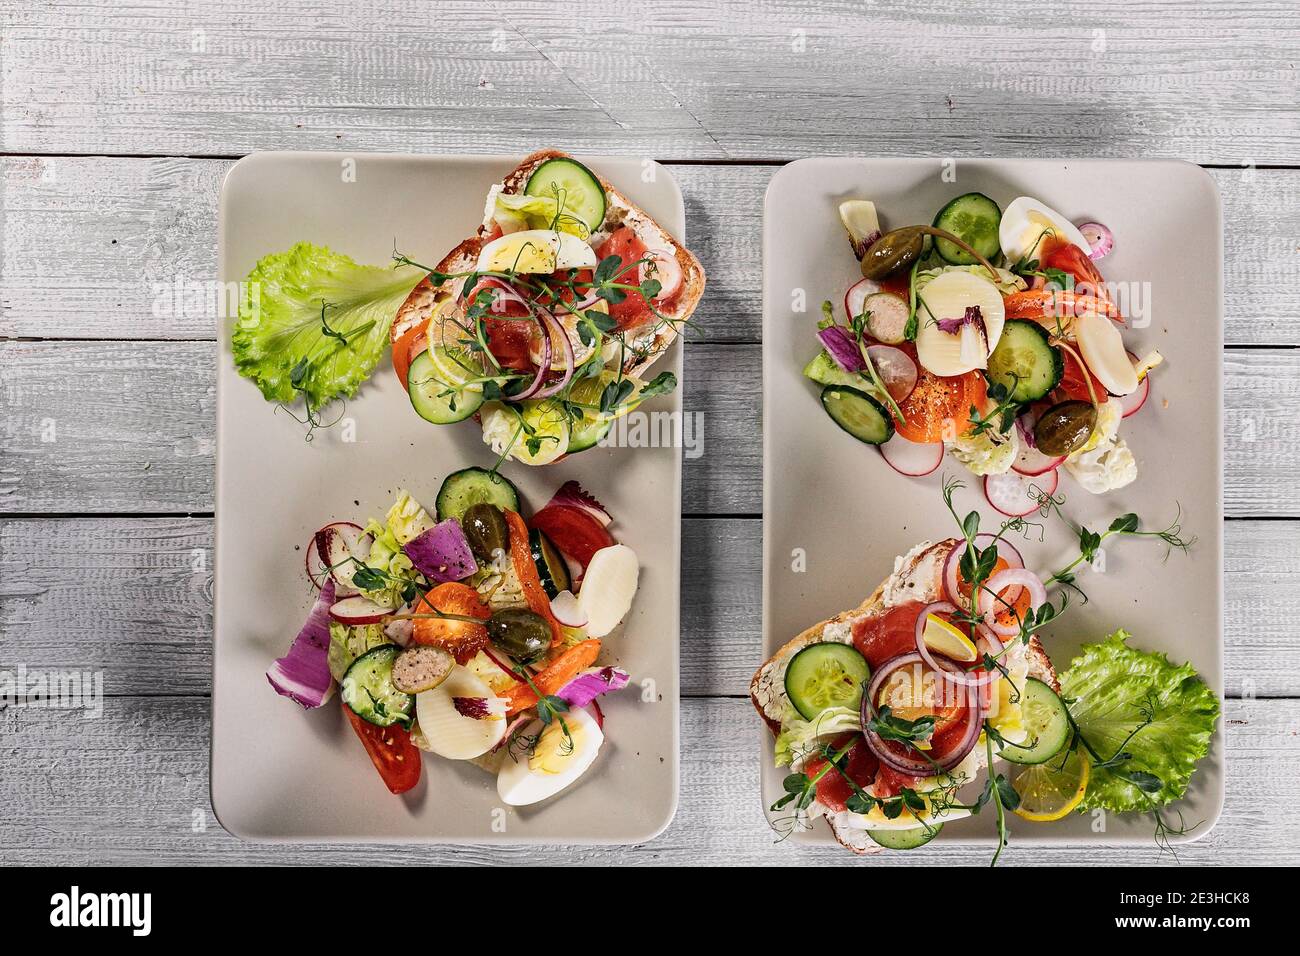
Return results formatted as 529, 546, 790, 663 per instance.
1012, 747, 1090, 822
921, 614, 979, 663
512, 399, 571, 466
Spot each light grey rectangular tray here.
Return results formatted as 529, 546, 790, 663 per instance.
214, 153, 682, 843
761, 158, 1224, 849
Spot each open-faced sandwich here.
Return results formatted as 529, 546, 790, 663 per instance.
229, 151, 704, 459
390, 150, 706, 465
753, 481, 1218, 861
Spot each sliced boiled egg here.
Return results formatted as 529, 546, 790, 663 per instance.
497, 706, 604, 806
1075, 312, 1139, 396
575, 544, 639, 638
999, 197, 1091, 263
415, 666, 508, 760
914, 271, 1006, 377
477, 229, 597, 275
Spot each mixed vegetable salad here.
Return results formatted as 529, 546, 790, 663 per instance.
232, 153, 698, 465
807, 193, 1161, 517
266, 470, 640, 804
761, 480, 1217, 862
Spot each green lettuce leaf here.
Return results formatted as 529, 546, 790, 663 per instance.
773, 704, 861, 768
1061, 630, 1219, 813
233, 242, 423, 407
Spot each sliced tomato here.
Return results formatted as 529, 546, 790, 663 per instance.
411, 582, 491, 664
529, 504, 616, 573
804, 733, 879, 813
595, 227, 655, 332
1054, 346, 1107, 404
343, 699, 421, 794
893, 366, 986, 443
852, 601, 929, 670
1040, 235, 1110, 303
392, 324, 427, 389
464, 278, 538, 371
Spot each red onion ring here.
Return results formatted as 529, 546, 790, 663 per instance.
533, 311, 577, 399
942, 534, 1025, 610
914, 602, 1001, 689
862, 653, 987, 775
978, 568, 1047, 638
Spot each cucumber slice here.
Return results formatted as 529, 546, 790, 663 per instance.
820, 385, 896, 446
803, 351, 862, 389
340, 645, 414, 728
932, 192, 1002, 265
408, 350, 484, 424
784, 642, 871, 720
867, 823, 942, 850
529, 527, 571, 598
998, 677, 1071, 765
525, 157, 607, 235
435, 467, 521, 523
985, 319, 1063, 404
566, 413, 611, 454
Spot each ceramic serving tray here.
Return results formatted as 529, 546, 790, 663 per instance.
214, 153, 682, 843
761, 158, 1223, 849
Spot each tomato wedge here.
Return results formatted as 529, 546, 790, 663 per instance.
1040, 235, 1110, 302
505, 510, 564, 646
502, 639, 602, 715
804, 733, 879, 813
392, 324, 426, 389
892, 367, 986, 443
529, 504, 616, 573
411, 582, 491, 664
342, 698, 421, 794
1053, 347, 1107, 404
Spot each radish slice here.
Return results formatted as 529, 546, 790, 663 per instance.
310, 522, 369, 590
943, 533, 1024, 609
550, 590, 588, 628
575, 545, 639, 638
979, 568, 1048, 637
866, 345, 918, 402
329, 595, 392, 626
879, 437, 944, 477
1077, 221, 1113, 261
984, 470, 1057, 518
844, 277, 882, 322
640, 248, 683, 301
1120, 350, 1150, 418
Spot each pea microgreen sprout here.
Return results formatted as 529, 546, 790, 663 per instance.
276, 355, 348, 441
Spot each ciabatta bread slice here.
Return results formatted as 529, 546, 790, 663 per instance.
751, 537, 1059, 854
391, 149, 705, 380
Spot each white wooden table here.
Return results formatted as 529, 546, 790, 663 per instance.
2, 0, 1298, 865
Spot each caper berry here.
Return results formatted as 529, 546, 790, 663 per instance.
461, 503, 509, 563
861, 227, 926, 280
486, 608, 551, 660
1034, 400, 1098, 457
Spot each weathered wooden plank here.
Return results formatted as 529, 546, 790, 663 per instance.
2, 0, 1297, 162
2, 158, 1297, 345
0, 695, 1291, 866
0, 340, 1291, 515
0, 516, 1291, 698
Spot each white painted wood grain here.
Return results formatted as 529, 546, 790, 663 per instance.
2, 0, 1297, 162
0, 696, 1291, 866
2, 158, 1297, 345
0, 340, 1293, 515
0, 516, 1293, 698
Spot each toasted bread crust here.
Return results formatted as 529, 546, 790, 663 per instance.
391, 149, 704, 379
